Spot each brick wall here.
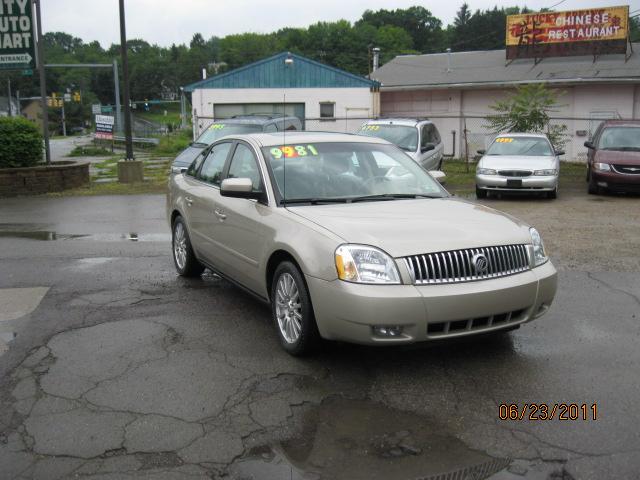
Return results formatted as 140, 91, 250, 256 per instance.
0, 161, 89, 197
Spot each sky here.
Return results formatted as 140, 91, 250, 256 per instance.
43, 0, 639, 48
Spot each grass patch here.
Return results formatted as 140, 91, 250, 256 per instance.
150, 129, 192, 156
135, 103, 184, 126
67, 146, 116, 157
441, 158, 587, 194
47, 180, 167, 197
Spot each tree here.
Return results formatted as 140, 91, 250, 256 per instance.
486, 84, 568, 148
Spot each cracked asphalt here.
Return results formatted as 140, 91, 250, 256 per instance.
0, 191, 639, 480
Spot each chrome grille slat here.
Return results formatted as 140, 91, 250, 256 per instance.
405, 244, 530, 285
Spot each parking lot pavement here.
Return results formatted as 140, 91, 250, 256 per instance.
0, 192, 639, 479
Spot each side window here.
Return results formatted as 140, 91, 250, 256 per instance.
432, 125, 441, 144
263, 123, 278, 133
227, 144, 263, 192
197, 142, 232, 186
421, 124, 438, 147
186, 151, 206, 176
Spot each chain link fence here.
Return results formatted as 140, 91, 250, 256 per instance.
193, 114, 637, 163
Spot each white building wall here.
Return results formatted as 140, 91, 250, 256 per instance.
381, 84, 639, 162
191, 87, 376, 136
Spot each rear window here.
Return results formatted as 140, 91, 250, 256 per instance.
358, 124, 418, 152
196, 123, 263, 144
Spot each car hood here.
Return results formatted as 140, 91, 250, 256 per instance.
172, 144, 205, 168
480, 155, 556, 170
288, 198, 531, 257
595, 149, 640, 165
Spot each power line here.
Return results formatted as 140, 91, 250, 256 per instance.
546, 0, 567, 10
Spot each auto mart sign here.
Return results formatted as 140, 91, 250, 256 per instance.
506, 5, 629, 59
0, 0, 36, 70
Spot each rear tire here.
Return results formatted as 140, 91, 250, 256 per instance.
271, 261, 320, 356
476, 186, 488, 199
172, 216, 205, 277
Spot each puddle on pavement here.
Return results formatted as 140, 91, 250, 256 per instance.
230, 397, 516, 480
0, 228, 170, 242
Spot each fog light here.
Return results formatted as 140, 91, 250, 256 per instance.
372, 325, 404, 337
597, 181, 608, 187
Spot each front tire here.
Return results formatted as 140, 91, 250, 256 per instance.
587, 170, 601, 195
271, 262, 319, 356
172, 216, 204, 277
547, 187, 557, 199
476, 186, 488, 199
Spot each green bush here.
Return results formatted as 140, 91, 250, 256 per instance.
0, 117, 43, 168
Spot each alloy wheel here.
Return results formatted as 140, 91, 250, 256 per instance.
173, 222, 187, 270
275, 273, 302, 343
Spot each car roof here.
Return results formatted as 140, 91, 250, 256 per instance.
231, 131, 391, 147
600, 120, 640, 128
494, 132, 549, 139
215, 115, 299, 125
364, 118, 431, 127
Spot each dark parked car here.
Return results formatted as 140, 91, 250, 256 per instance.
172, 114, 302, 172
585, 120, 640, 195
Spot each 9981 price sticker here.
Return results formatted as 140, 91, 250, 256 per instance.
269, 145, 319, 159
499, 403, 598, 421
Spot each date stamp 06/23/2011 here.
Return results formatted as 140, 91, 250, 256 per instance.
499, 403, 598, 421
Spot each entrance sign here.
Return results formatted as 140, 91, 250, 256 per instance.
0, 0, 36, 70
95, 114, 115, 140
506, 6, 629, 59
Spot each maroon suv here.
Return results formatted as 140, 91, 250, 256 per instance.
585, 120, 640, 195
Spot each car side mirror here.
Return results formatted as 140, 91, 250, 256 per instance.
584, 141, 594, 149
171, 166, 188, 174
555, 150, 565, 156
220, 178, 262, 199
430, 170, 446, 185
477, 149, 486, 155
421, 143, 435, 153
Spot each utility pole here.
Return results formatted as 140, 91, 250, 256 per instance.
61, 102, 66, 136
35, 0, 50, 164
113, 59, 122, 134
118, 0, 134, 160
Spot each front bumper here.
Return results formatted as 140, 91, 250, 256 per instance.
306, 261, 557, 345
476, 174, 557, 192
591, 170, 640, 193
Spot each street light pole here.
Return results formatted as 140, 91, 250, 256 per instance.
34, 0, 50, 164
118, 0, 134, 160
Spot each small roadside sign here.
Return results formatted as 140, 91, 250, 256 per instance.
0, 1, 36, 70
101, 105, 113, 114
63, 93, 71, 103
91, 104, 101, 114
95, 114, 115, 140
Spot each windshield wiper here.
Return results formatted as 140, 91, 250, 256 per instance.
280, 197, 350, 205
190, 142, 208, 147
603, 146, 640, 151
350, 193, 441, 202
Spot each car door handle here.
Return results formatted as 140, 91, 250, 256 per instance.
214, 209, 227, 220
185, 196, 193, 206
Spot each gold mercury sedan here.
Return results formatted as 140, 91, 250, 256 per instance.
167, 132, 557, 355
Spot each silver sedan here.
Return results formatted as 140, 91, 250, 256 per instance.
475, 133, 562, 199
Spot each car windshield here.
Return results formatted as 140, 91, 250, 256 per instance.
486, 136, 553, 156
196, 123, 263, 144
358, 125, 418, 152
261, 142, 447, 203
598, 127, 640, 151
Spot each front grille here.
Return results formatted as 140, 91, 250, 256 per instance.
404, 244, 530, 284
498, 170, 532, 177
427, 308, 528, 337
612, 164, 640, 175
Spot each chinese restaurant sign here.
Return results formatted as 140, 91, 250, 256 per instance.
506, 6, 629, 59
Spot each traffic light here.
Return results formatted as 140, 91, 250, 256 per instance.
72, 91, 81, 102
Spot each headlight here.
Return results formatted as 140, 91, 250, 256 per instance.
593, 163, 611, 172
534, 169, 557, 176
477, 168, 497, 175
335, 245, 400, 284
529, 227, 548, 267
